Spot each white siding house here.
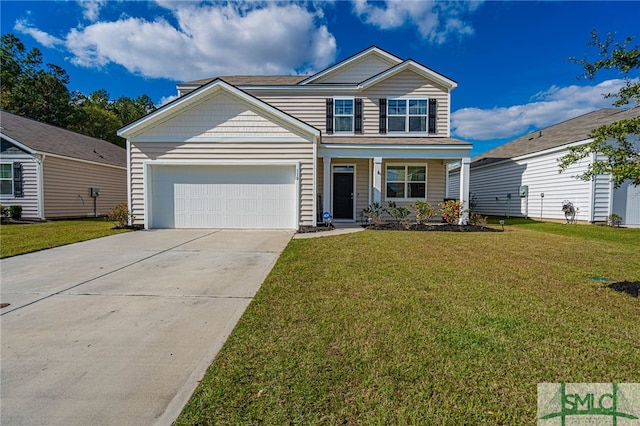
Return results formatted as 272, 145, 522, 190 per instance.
448, 108, 640, 226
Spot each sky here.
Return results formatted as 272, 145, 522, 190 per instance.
1, 0, 639, 156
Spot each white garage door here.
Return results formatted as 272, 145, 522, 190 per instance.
149, 164, 297, 229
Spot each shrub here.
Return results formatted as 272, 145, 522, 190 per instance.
469, 213, 488, 227
608, 213, 623, 227
414, 200, 435, 224
107, 202, 132, 229
9, 205, 22, 220
0, 205, 9, 219
385, 201, 413, 229
362, 202, 384, 226
438, 199, 463, 225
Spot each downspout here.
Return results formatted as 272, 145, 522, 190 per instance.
36, 154, 45, 219
126, 139, 132, 226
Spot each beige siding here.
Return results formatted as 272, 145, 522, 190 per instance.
42, 156, 127, 218
1, 158, 39, 219
136, 92, 302, 140
130, 142, 315, 226
253, 69, 450, 137
360, 70, 450, 136
314, 56, 397, 84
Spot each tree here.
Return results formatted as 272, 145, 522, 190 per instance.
559, 31, 640, 187
69, 90, 124, 146
1, 33, 72, 127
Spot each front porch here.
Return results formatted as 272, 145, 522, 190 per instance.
317, 141, 471, 224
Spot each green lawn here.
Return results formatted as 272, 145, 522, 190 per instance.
0, 219, 129, 258
177, 223, 640, 425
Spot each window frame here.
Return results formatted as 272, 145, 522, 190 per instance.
0, 162, 14, 198
387, 98, 429, 134
385, 163, 428, 201
333, 97, 355, 134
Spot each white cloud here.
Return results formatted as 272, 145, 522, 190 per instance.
157, 94, 178, 107
19, 2, 336, 82
14, 19, 64, 48
352, 0, 481, 44
79, 0, 107, 22
451, 79, 630, 141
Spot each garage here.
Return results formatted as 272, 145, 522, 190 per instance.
148, 163, 298, 229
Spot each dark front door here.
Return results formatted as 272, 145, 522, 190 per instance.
333, 172, 354, 219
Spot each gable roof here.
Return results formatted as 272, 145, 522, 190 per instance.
469, 107, 640, 169
360, 59, 457, 90
0, 111, 126, 168
298, 46, 402, 85
177, 47, 455, 92
118, 79, 320, 140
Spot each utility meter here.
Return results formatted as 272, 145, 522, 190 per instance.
519, 185, 529, 198
90, 188, 100, 197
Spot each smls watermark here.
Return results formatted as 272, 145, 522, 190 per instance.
538, 383, 640, 425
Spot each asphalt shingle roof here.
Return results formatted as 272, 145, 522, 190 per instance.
470, 107, 640, 169
0, 111, 126, 168
182, 75, 309, 87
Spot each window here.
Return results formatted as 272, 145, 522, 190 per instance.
334, 98, 354, 132
386, 164, 426, 200
387, 99, 428, 133
0, 163, 13, 196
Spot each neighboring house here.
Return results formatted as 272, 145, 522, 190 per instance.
117, 46, 472, 230
0, 111, 127, 219
448, 108, 640, 226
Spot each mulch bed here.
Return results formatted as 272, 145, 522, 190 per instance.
607, 281, 640, 298
367, 223, 501, 232
298, 224, 336, 233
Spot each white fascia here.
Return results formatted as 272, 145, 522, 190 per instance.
119, 80, 320, 142
1, 134, 37, 155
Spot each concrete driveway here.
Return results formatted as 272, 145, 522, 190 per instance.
1, 229, 293, 425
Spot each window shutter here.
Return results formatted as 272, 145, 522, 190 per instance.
13, 162, 23, 198
354, 98, 363, 134
428, 98, 437, 134
326, 98, 334, 134
379, 98, 387, 134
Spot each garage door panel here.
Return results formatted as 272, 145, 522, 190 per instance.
150, 165, 296, 229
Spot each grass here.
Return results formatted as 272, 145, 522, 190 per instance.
0, 218, 129, 258
176, 224, 640, 425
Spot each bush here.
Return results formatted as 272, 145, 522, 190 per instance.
469, 213, 488, 227
0, 205, 9, 219
107, 202, 131, 229
438, 199, 463, 225
414, 200, 435, 224
362, 202, 385, 226
608, 213, 623, 227
385, 201, 412, 229
9, 205, 22, 220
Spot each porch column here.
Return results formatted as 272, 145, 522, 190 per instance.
323, 156, 331, 216
459, 157, 470, 225
373, 157, 382, 204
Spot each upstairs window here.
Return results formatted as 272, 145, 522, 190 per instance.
387, 99, 428, 133
334, 98, 354, 133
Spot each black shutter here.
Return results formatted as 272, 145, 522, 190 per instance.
13, 162, 23, 198
325, 98, 334, 134
354, 98, 363, 134
428, 98, 437, 134
379, 98, 387, 134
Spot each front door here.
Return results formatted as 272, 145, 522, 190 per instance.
333, 167, 354, 220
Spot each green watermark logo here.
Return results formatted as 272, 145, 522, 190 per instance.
538, 383, 640, 425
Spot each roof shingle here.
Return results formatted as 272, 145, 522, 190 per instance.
470, 107, 640, 169
1, 111, 126, 168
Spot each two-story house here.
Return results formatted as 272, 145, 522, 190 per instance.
118, 46, 472, 229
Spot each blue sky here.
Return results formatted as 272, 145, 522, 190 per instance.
2, 1, 639, 156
